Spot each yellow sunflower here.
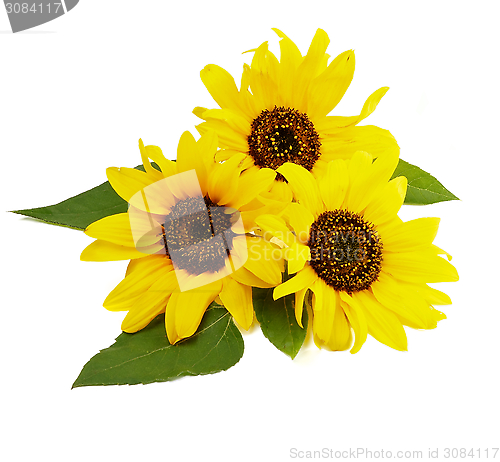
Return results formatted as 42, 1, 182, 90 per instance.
256, 152, 458, 353
194, 28, 398, 199
81, 131, 284, 344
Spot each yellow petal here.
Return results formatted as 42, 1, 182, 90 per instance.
324, 87, 389, 128
282, 202, 314, 244
207, 152, 246, 205
353, 291, 408, 351
287, 242, 311, 274
196, 119, 248, 152
80, 240, 147, 261
363, 176, 407, 225
370, 273, 433, 329
219, 277, 254, 330
106, 166, 159, 203
307, 49, 355, 119
319, 126, 400, 165
244, 236, 283, 286
419, 284, 452, 306
104, 256, 172, 310
166, 280, 222, 344
272, 28, 302, 106
318, 159, 349, 211
326, 302, 352, 351
138, 139, 166, 181
294, 287, 308, 328
231, 265, 276, 288
176, 131, 209, 194
383, 250, 459, 283
193, 106, 208, 120
144, 144, 177, 177
293, 29, 330, 111
200, 64, 242, 113
121, 269, 178, 333
121, 298, 167, 334
273, 264, 318, 300
84, 213, 137, 247
339, 292, 368, 354
344, 151, 374, 212
229, 167, 276, 210
382, 217, 441, 253
255, 214, 294, 247
201, 109, 251, 136
196, 129, 219, 163
346, 150, 399, 213
277, 163, 323, 217
311, 280, 337, 344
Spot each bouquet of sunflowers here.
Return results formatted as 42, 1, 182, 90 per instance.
14, 29, 458, 387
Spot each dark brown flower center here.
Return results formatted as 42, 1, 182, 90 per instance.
161, 196, 239, 276
247, 106, 321, 181
308, 210, 383, 293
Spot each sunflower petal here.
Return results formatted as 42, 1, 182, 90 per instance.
200, 64, 241, 112
84, 213, 135, 247
80, 240, 146, 261
273, 264, 318, 300
353, 291, 408, 351
244, 237, 283, 286
383, 250, 459, 283
340, 292, 368, 354
282, 202, 314, 244
231, 266, 276, 288
121, 269, 178, 333
219, 277, 254, 330
294, 287, 308, 328
177, 131, 204, 174
166, 280, 222, 344
207, 152, 246, 204
382, 217, 441, 253
106, 166, 158, 203
229, 167, 276, 210
287, 242, 311, 274
322, 87, 389, 129
311, 280, 337, 344
327, 299, 352, 351
307, 49, 355, 119
318, 159, 349, 211
255, 214, 294, 247
104, 256, 172, 310
363, 176, 407, 224
277, 163, 323, 217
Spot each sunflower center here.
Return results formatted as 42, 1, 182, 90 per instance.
308, 210, 383, 293
161, 196, 238, 276
247, 106, 321, 181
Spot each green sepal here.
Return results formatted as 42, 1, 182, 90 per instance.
393, 159, 459, 205
253, 285, 308, 360
72, 303, 244, 388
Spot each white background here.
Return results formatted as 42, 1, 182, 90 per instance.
1, 1, 499, 461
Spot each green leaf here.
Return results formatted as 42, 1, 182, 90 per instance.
253, 287, 308, 359
10, 164, 152, 231
392, 158, 459, 205
11, 180, 127, 231
72, 303, 244, 388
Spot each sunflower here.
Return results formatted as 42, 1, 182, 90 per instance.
256, 152, 459, 352
81, 131, 285, 344
194, 28, 399, 200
